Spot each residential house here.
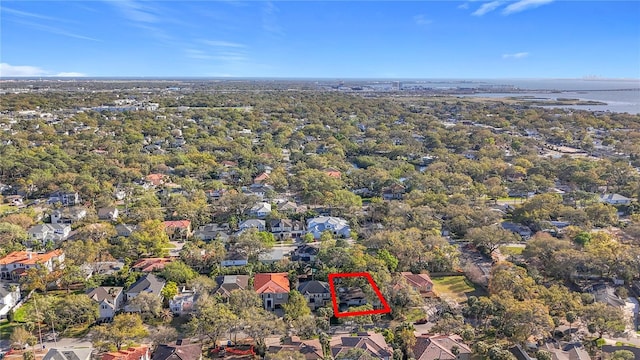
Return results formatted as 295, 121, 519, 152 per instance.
268, 337, 323, 360
330, 332, 393, 360
116, 224, 137, 237
306, 216, 351, 239
102, 346, 150, 360
204, 189, 226, 201
501, 222, 533, 239
291, 244, 319, 263
214, 275, 250, 298
145, 173, 168, 187
585, 283, 626, 307
258, 248, 292, 264
399, 272, 435, 298
278, 201, 305, 214
412, 334, 472, 360
5, 195, 23, 207
51, 207, 87, 224
152, 340, 202, 360
132, 258, 174, 272
254, 273, 290, 311
125, 274, 165, 312
382, 183, 406, 200
47, 191, 80, 206
193, 223, 230, 242
43, 348, 93, 360
28, 223, 71, 245
86, 286, 124, 321
270, 219, 305, 240
0, 250, 65, 281
238, 219, 266, 232
98, 207, 119, 221
243, 183, 274, 199
0, 284, 20, 319
298, 281, 331, 311
169, 288, 197, 315
249, 202, 272, 218
220, 251, 249, 267
338, 288, 369, 310
543, 341, 591, 360
253, 172, 270, 184
599, 193, 633, 205
163, 220, 192, 241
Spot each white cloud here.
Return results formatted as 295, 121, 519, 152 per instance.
202, 40, 246, 48
413, 14, 432, 26
472, 1, 504, 16
458, 3, 470, 9
0, 63, 86, 77
1, 7, 60, 21
55, 72, 86, 77
0, 63, 47, 77
502, 52, 530, 59
502, 0, 554, 15
106, 0, 159, 23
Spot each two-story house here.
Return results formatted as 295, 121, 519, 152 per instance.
152, 340, 202, 360
270, 219, 305, 240
47, 191, 80, 206
51, 207, 87, 225
169, 287, 197, 315
28, 223, 71, 245
163, 220, 192, 241
86, 286, 124, 321
249, 202, 272, 218
297, 281, 331, 311
0, 250, 65, 281
125, 274, 165, 312
254, 273, 290, 311
214, 275, 250, 298
238, 219, 266, 232
306, 216, 351, 239
399, 272, 435, 298
97, 207, 119, 221
0, 284, 20, 319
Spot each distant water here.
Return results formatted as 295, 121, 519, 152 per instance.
453, 79, 640, 114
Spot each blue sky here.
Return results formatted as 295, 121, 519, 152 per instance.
1, 0, 639, 78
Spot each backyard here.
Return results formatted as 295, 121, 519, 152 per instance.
432, 275, 486, 304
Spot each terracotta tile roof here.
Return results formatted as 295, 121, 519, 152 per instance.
102, 346, 149, 360
0, 250, 63, 266
325, 169, 341, 178
254, 273, 290, 294
253, 172, 270, 183
146, 174, 167, 186
400, 272, 433, 288
163, 220, 191, 229
132, 258, 174, 272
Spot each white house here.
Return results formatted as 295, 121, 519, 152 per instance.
51, 207, 87, 224
238, 219, 266, 232
124, 274, 165, 312
86, 286, 124, 321
306, 216, 351, 239
0, 284, 20, 319
97, 207, 119, 221
43, 348, 93, 360
28, 224, 71, 245
220, 251, 249, 267
249, 202, 272, 218
169, 287, 197, 315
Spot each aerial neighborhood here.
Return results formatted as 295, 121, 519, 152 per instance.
0, 79, 639, 360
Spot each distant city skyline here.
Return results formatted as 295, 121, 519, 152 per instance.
1, 1, 639, 79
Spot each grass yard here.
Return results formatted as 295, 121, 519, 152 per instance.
432, 276, 486, 304
500, 245, 525, 256
0, 319, 17, 340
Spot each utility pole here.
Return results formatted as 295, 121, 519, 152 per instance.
32, 296, 43, 350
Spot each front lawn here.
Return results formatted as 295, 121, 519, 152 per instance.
0, 320, 17, 340
500, 245, 525, 256
432, 275, 486, 304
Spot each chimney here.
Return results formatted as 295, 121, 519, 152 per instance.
27, 252, 33, 260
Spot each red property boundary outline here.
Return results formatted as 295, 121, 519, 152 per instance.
328, 272, 392, 318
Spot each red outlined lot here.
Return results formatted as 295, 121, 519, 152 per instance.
328, 272, 391, 318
